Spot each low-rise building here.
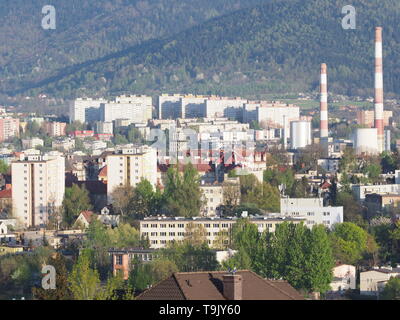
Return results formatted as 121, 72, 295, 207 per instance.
330, 264, 356, 292
139, 216, 305, 249
360, 267, 400, 296
279, 198, 343, 229
22, 137, 44, 149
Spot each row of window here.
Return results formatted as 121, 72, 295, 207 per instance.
142, 223, 231, 229
143, 231, 229, 237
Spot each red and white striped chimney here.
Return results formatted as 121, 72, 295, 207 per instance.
374, 27, 384, 152
320, 63, 328, 138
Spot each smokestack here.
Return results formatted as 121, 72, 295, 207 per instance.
320, 63, 328, 138
223, 274, 242, 300
375, 27, 384, 153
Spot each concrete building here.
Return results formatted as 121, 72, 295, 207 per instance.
352, 184, 400, 201
279, 198, 343, 229
22, 137, 44, 149
12, 152, 65, 228
243, 102, 300, 131
360, 267, 400, 296
43, 121, 67, 137
356, 110, 392, 128
0, 118, 20, 142
95, 121, 113, 135
330, 264, 357, 292
52, 137, 75, 151
70, 98, 107, 123
106, 145, 157, 199
110, 248, 157, 280
205, 97, 247, 119
139, 216, 305, 249
100, 101, 151, 124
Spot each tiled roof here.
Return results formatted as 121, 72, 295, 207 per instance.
137, 270, 304, 300
80, 211, 94, 223
99, 166, 107, 177
0, 188, 12, 199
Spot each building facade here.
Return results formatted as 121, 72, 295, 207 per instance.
12, 153, 65, 227
106, 145, 157, 199
279, 198, 343, 229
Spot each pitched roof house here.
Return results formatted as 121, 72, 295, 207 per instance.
136, 270, 304, 300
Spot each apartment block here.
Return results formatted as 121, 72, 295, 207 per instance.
12, 152, 65, 228
356, 110, 393, 128
106, 145, 157, 199
243, 102, 300, 130
43, 121, 67, 137
70, 98, 107, 123
95, 121, 113, 135
139, 216, 305, 249
279, 198, 343, 229
0, 118, 20, 142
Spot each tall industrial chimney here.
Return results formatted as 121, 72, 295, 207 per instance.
320, 63, 328, 138
374, 27, 384, 153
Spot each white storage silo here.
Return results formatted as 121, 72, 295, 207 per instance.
353, 128, 379, 155
290, 121, 312, 150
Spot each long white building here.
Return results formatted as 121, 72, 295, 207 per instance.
106, 145, 157, 200
71, 95, 152, 124
140, 216, 305, 249
12, 152, 65, 228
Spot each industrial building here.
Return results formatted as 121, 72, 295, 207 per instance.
290, 121, 312, 150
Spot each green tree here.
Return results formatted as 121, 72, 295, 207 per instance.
69, 250, 101, 300
63, 184, 92, 226
381, 277, 400, 300
110, 184, 135, 217
163, 163, 204, 217
130, 179, 155, 219
329, 222, 374, 265
0, 159, 9, 174
304, 225, 334, 293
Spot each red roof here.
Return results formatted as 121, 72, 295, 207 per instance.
80, 210, 94, 223
99, 166, 107, 177
0, 188, 11, 199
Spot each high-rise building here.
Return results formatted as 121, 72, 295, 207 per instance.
43, 121, 67, 137
106, 145, 157, 200
0, 117, 20, 142
70, 98, 107, 123
12, 152, 65, 227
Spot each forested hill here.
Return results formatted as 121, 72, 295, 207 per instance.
0, 0, 265, 95
2, 0, 400, 99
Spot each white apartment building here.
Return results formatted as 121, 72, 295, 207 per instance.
205, 98, 247, 119
106, 145, 157, 200
200, 184, 224, 217
100, 101, 151, 123
279, 198, 343, 229
158, 95, 247, 120
352, 184, 400, 201
115, 95, 153, 121
96, 121, 114, 135
70, 98, 107, 123
140, 216, 306, 249
243, 102, 300, 130
12, 152, 65, 228
360, 267, 400, 296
